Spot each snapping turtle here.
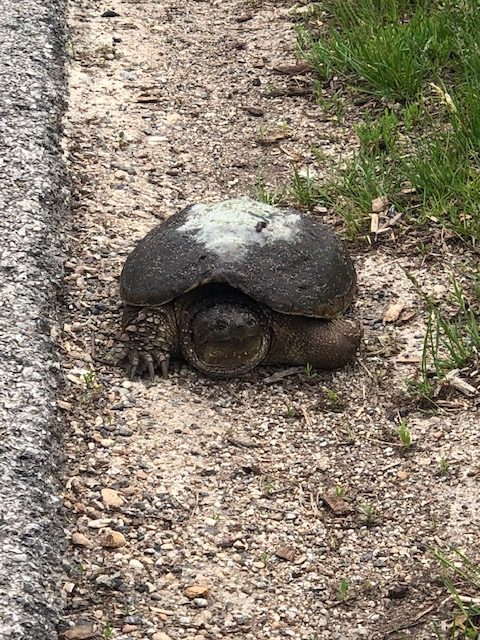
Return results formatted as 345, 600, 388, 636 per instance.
119, 198, 362, 379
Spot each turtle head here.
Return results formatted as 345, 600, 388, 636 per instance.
179, 286, 271, 377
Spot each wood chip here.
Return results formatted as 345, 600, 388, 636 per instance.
383, 303, 405, 323
257, 130, 292, 145
136, 94, 161, 104
275, 546, 297, 561
370, 212, 379, 234
271, 62, 311, 76
443, 370, 478, 397
184, 583, 210, 599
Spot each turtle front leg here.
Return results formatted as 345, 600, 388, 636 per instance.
267, 313, 362, 370
122, 304, 179, 380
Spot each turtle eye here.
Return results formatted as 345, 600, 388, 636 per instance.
216, 320, 227, 330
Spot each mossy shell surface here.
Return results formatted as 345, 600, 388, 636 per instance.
120, 198, 357, 318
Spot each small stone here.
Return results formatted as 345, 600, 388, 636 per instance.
63, 582, 76, 594
129, 558, 145, 572
433, 284, 447, 296
160, 542, 174, 550
371, 195, 388, 212
64, 626, 96, 640
101, 488, 124, 508
118, 425, 133, 437
184, 583, 210, 599
383, 302, 405, 323
71, 532, 94, 548
101, 9, 120, 17
275, 546, 297, 561
193, 598, 208, 608
101, 530, 126, 548
152, 634, 173, 640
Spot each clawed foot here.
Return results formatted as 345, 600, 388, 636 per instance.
128, 349, 171, 381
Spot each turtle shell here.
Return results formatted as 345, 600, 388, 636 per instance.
120, 198, 357, 318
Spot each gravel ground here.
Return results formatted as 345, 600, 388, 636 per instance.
0, 0, 68, 637
60, 1, 480, 639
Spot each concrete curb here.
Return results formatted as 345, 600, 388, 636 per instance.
0, 1, 68, 637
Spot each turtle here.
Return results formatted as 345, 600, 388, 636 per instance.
119, 197, 362, 379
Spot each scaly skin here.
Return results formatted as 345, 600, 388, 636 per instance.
267, 313, 362, 370
121, 303, 179, 379
121, 285, 362, 379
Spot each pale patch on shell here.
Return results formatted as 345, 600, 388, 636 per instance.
177, 197, 300, 258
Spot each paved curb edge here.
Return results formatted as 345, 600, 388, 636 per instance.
0, 1, 69, 637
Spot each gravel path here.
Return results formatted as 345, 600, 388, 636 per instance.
0, 0, 68, 637
59, 1, 480, 639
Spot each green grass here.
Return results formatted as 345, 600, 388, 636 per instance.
294, 0, 480, 242
434, 548, 480, 639
397, 418, 412, 448
409, 276, 480, 397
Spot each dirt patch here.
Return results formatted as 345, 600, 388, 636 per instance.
60, 1, 479, 639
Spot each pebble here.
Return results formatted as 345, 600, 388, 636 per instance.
71, 532, 93, 548
101, 530, 126, 548
118, 425, 133, 437
193, 598, 208, 608
101, 488, 125, 508
129, 558, 145, 572
184, 583, 210, 599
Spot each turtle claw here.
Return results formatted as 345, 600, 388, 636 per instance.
128, 351, 140, 380
126, 349, 171, 381
145, 353, 156, 382
157, 352, 170, 379
160, 357, 170, 379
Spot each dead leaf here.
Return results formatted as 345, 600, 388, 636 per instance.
370, 212, 379, 234
383, 303, 405, 323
